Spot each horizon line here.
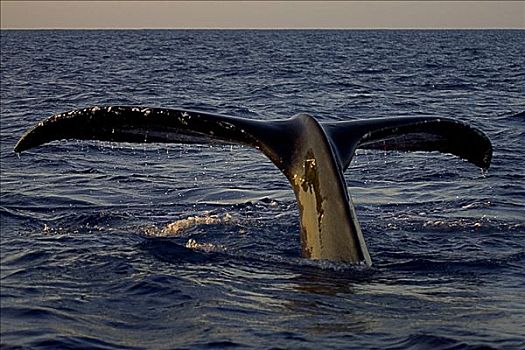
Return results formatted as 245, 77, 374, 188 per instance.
2, 27, 523, 31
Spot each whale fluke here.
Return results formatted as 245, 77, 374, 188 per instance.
14, 106, 492, 265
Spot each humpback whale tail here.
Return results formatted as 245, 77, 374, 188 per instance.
14, 106, 492, 266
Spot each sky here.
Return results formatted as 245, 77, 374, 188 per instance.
1, 1, 524, 29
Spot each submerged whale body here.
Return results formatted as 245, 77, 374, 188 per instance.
14, 106, 492, 266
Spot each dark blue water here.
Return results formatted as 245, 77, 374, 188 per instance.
1, 30, 524, 349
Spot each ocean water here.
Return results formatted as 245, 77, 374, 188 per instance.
1, 30, 524, 349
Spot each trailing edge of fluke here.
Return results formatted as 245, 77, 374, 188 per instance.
14, 106, 493, 266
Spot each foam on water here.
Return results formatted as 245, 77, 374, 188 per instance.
143, 211, 239, 237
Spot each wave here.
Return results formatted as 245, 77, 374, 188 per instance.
388, 333, 500, 350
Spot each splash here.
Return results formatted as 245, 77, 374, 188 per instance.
144, 211, 238, 237
423, 218, 484, 229
185, 238, 219, 252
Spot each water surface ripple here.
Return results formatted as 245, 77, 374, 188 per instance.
1, 30, 524, 349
